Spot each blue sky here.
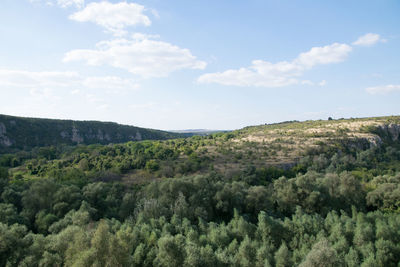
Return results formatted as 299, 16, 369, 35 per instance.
0, 0, 399, 130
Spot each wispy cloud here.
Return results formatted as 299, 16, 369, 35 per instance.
29, 0, 84, 9
366, 84, 400, 94
352, 33, 386, 47
300, 80, 327, 86
0, 69, 138, 91
0, 69, 81, 88
29, 88, 60, 101
82, 76, 139, 91
130, 102, 157, 109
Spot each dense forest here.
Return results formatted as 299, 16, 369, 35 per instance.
1, 116, 400, 266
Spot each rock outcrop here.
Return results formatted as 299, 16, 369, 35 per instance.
0, 123, 12, 147
381, 124, 400, 141
0, 114, 184, 153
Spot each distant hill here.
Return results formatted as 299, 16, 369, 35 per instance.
169, 129, 228, 136
211, 115, 400, 169
0, 114, 184, 153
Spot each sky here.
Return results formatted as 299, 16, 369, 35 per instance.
0, 0, 399, 130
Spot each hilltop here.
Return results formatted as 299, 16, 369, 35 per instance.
169, 129, 228, 136
0, 114, 184, 154
210, 116, 400, 170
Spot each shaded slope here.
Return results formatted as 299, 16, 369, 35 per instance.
0, 114, 184, 153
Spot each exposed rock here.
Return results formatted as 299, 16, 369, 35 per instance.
71, 127, 84, 143
1, 138, 13, 147
135, 131, 142, 141
366, 135, 383, 147
387, 124, 400, 141
0, 122, 13, 147
0, 123, 5, 135
378, 124, 400, 141
97, 129, 104, 140
60, 131, 69, 138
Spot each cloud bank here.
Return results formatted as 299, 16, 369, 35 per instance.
198, 43, 352, 87
64, 35, 207, 78
198, 33, 387, 88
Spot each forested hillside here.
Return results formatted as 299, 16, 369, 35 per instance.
1, 116, 400, 266
0, 114, 184, 154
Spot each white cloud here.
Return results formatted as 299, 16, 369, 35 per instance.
301, 80, 314, 86
85, 93, 102, 103
352, 33, 386, 46
69, 1, 151, 36
0, 69, 138, 91
150, 9, 160, 19
63, 36, 207, 78
131, 32, 160, 40
57, 0, 84, 8
366, 84, 400, 94
294, 43, 352, 68
130, 102, 156, 109
0, 69, 81, 88
301, 80, 327, 86
29, 0, 84, 9
30, 88, 60, 101
83, 76, 139, 90
198, 42, 352, 88
97, 104, 110, 110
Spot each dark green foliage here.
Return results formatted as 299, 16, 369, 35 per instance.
366, 174, 400, 212
0, 167, 8, 195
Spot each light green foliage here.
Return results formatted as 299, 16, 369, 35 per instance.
298, 239, 340, 267
274, 242, 292, 267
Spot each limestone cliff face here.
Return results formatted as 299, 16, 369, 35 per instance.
366, 135, 383, 147
57, 125, 173, 145
0, 114, 182, 153
135, 131, 142, 141
354, 123, 400, 148
0, 123, 12, 147
379, 124, 400, 141
96, 129, 111, 141
71, 126, 84, 144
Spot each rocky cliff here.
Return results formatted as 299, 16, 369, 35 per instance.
0, 114, 184, 153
